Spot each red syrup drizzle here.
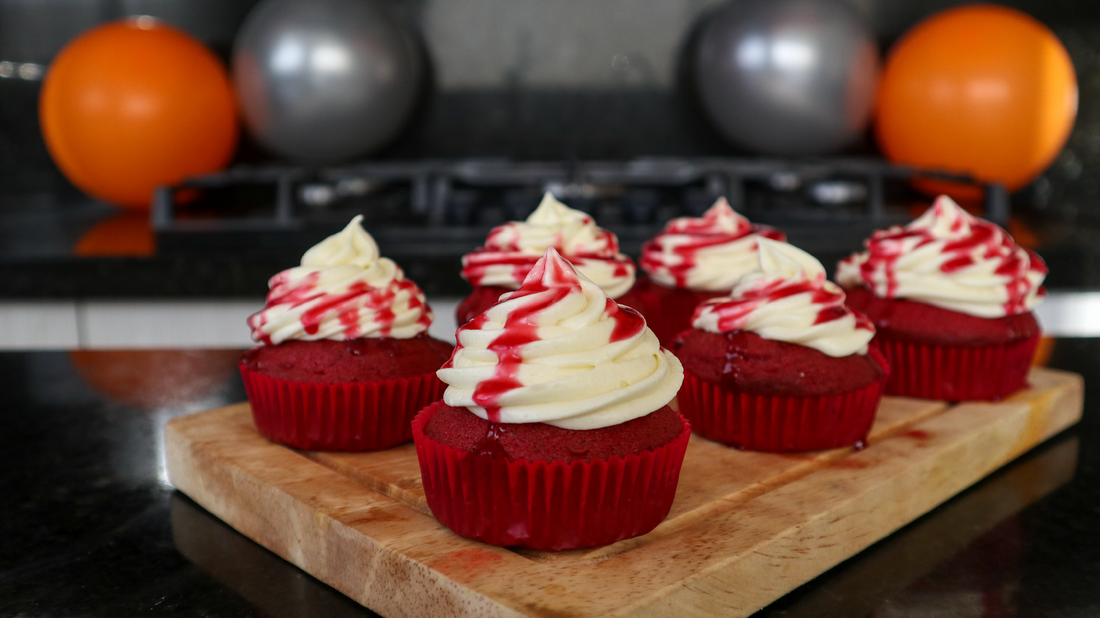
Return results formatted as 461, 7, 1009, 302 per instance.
853, 197, 1048, 314
301, 282, 371, 335
248, 271, 321, 344
450, 248, 645, 423
695, 270, 866, 334
459, 216, 634, 288
472, 422, 511, 458
640, 201, 785, 289
247, 268, 431, 344
693, 272, 872, 334
641, 225, 786, 288
606, 298, 646, 342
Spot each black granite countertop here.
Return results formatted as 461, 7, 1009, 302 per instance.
1, 341, 1097, 617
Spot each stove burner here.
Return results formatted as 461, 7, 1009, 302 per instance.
151, 158, 1006, 295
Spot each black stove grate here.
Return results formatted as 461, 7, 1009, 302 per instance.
150, 158, 1004, 295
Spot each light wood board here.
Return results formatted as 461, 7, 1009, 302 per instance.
165, 368, 1083, 618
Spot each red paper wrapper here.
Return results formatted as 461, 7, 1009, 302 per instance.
412, 402, 692, 551
677, 348, 889, 452
240, 361, 446, 451
873, 333, 1039, 401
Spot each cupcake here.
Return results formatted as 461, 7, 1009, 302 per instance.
456, 191, 643, 324
837, 195, 1046, 401
676, 238, 888, 452
241, 216, 454, 451
636, 197, 785, 347
414, 247, 689, 550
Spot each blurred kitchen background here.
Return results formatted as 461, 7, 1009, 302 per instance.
2, 0, 1099, 348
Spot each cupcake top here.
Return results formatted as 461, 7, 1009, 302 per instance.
641, 197, 786, 291
439, 247, 683, 430
248, 216, 433, 345
836, 195, 1047, 318
693, 238, 874, 357
460, 192, 636, 298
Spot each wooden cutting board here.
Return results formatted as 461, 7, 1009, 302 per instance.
165, 368, 1083, 618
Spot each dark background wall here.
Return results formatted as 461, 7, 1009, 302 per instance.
1, 0, 1098, 224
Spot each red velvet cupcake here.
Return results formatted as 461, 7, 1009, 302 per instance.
242, 216, 453, 451
456, 191, 643, 325
675, 238, 887, 452
415, 247, 688, 550
636, 197, 785, 347
837, 196, 1046, 401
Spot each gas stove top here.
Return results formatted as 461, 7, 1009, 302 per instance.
152, 157, 1004, 294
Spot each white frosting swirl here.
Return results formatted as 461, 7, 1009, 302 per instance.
439, 247, 683, 430
247, 216, 433, 344
693, 238, 874, 357
461, 192, 636, 298
641, 197, 786, 291
836, 195, 1047, 318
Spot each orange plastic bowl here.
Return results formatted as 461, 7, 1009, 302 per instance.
40, 18, 238, 209
876, 5, 1077, 200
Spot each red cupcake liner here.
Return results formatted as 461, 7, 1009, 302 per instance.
676, 349, 889, 452
873, 333, 1039, 401
411, 402, 692, 551
239, 361, 447, 451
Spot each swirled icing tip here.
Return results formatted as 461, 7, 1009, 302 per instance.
662, 196, 752, 236
495, 246, 589, 305
640, 196, 786, 292
704, 196, 742, 230
523, 246, 582, 289
693, 238, 874, 357
301, 215, 380, 268
757, 236, 826, 283
914, 195, 973, 236
247, 215, 432, 344
528, 191, 586, 226
836, 193, 1047, 318
460, 195, 636, 296
439, 245, 680, 429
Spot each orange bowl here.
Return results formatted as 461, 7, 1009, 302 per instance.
40, 18, 238, 209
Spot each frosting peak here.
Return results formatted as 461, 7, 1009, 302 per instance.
640, 197, 786, 291
460, 192, 636, 298
247, 216, 432, 344
526, 191, 588, 229
439, 247, 683, 430
301, 215, 380, 268
836, 195, 1047, 318
914, 194, 972, 237
758, 235, 828, 281
693, 238, 874, 357
665, 197, 752, 236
